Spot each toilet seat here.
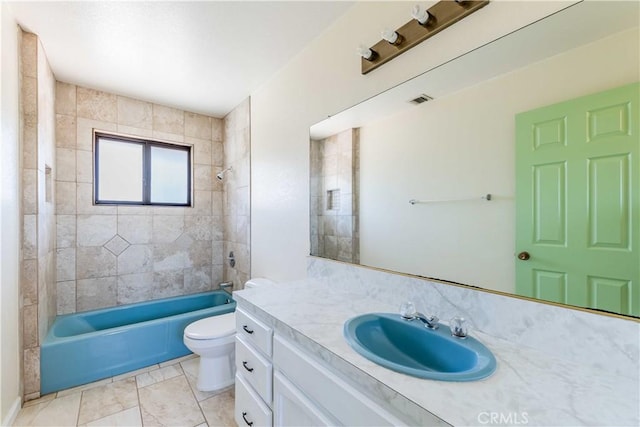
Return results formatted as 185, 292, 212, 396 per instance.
184, 312, 235, 340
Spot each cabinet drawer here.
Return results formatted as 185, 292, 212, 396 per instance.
237, 308, 273, 357
273, 335, 406, 427
236, 335, 273, 404
235, 373, 272, 427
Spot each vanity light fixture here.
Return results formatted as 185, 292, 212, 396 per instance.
360, 0, 489, 74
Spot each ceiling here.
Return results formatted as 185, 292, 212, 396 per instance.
9, 1, 354, 118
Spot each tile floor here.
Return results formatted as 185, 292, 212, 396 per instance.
13, 355, 237, 427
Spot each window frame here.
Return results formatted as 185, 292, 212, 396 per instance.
93, 131, 193, 207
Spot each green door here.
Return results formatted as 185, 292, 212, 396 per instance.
516, 82, 639, 316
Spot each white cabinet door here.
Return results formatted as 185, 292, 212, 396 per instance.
273, 371, 337, 427
235, 374, 272, 427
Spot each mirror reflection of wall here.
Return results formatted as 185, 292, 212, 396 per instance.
358, 27, 638, 295
310, 129, 359, 264
310, 0, 640, 318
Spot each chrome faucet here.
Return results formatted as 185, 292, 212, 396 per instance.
399, 301, 440, 329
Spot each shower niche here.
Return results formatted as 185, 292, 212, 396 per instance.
309, 128, 359, 263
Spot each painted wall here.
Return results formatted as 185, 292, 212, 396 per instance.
250, 1, 577, 281
359, 28, 639, 294
1, 3, 23, 424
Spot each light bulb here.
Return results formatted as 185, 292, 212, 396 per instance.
411, 4, 431, 25
381, 28, 400, 44
356, 45, 376, 61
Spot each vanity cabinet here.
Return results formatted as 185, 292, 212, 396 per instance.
273, 334, 407, 426
235, 304, 408, 426
235, 308, 274, 427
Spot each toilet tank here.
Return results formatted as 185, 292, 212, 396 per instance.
244, 278, 275, 289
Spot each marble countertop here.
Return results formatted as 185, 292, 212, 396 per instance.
234, 279, 638, 427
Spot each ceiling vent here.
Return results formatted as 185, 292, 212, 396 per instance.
410, 94, 433, 104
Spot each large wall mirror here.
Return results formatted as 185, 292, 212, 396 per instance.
310, 1, 639, 318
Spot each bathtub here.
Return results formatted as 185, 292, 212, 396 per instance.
40, 290, 236, 394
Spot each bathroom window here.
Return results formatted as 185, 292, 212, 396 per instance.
94, 132, 192, 206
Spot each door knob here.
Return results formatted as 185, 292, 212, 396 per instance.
517, 251, 530, 261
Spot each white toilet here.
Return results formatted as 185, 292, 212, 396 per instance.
183, 278, 273, 392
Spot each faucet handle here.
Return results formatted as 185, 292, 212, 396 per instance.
399, 301, 417, 320
450, 316, 468, 339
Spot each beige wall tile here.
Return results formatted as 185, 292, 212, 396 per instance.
152, 244, 187, 272
76, 149, 93, 183
56, 215, 76, 249
23, 304, 38, 348
212, 141, 223, 167
186, 136, 211, 165
23, 115, 38, 169
77, 215, 117, 247
77, 87, 117, 122
56, 281, 76, 314
117, 244, 153, 275
118, 215, 152, 244
193, 164, 213, 191
22, 259, 38, 306
55, 114, 77, 149
152, 130, 183, 143
151, 269, 185, 299
76, 277, 117, 311
22, 76, 37, 116
23, 214, 37, 260
184, 267, 212, 293
56, 147, 76, 182
76, 117, 117, 151
55, 181, 76, 214
77, 182, 117, 215
23, 348, 40, 395
76, 247, 116, 279
188, 190, 212, 216
152, 104, 184, 134
55, 82, 76, 115
56, 247, 76, 282
117, 124, 153, 138
117, 272, 153, 305
23, 169, 37, 214
184, 216, 213, 241
117, 96, 152, 129
211, 118, 223, 142
185, 112, 211, 139
21, 32, 37, 78
152, 215, 184, 243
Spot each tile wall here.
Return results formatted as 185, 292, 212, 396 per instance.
54, 83, 227, 313
221, 98, 251, 289
310, 128, 359, 263
20, 31, 57, 400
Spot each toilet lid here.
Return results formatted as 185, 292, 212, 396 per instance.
184, 312, 236, 339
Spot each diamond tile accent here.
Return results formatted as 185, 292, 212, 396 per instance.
104, 235, 130, 256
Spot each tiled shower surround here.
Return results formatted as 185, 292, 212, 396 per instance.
19, 30, 251, 400
54, 82, 229, 314
310, 128, 359, 263
20, 31, 57, 399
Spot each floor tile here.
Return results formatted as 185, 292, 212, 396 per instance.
83, 406, 142, 427
136, 364, 183, 388
77, 377, 138, 425
13, 393, 81, 426
56, 377, 113, 398
181, 357, 221, 402
138, 375, 205, 427
200, 389, 235, 427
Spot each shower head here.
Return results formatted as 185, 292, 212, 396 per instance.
216, 166, 232, 181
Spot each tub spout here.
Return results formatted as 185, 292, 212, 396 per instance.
220, 281, 233, 296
